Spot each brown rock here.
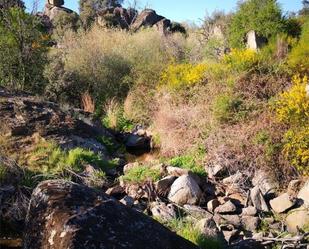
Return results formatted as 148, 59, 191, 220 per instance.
269, 193, 296, 213
24, 180, 199, 249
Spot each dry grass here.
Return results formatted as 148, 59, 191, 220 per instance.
81, 91, 95, 113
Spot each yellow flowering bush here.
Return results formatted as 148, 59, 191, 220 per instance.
223, 48, 259, 72
160, 63, 207, 90
283, 127, 309, 175
275, 75, 309, 126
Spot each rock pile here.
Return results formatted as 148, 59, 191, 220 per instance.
44, 0, 74, 20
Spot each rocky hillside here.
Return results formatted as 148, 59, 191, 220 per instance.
0, 88, 308, 249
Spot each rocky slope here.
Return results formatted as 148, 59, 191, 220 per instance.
0, 87, 308, 249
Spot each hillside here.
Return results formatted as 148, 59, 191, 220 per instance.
0, 0, 309, 249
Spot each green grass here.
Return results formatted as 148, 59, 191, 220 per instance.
168, 153, 206, 178
120, 165, 161, 184
164, 218, 223, 249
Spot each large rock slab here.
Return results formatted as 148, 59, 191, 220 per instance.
285, 207, 309, 233
269, 193, 296, 213
298, 180, 309, 207
131, 9, 165, 31
168, 175, 202, 206
250, 186, 269, 212
24, 180, 198, 249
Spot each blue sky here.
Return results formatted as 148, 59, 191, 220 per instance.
25, 0, 303, 23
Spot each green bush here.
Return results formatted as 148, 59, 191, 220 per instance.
0, 7, 48, 91
288, 17, 309, 74
120, 165, 161, 184
213, 93, 248, 124
228, 0, 284, 48
169, 155, 206, 177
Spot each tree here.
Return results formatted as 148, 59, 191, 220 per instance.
0, 7, 48, 91
300, 0, 309, 16
228, 0, 284, 48
0, 0, 24, 9
79, 0, 123, 28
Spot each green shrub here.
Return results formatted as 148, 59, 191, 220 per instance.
228, 0, 284, 48
0, 7, 48, 91
288, 17, 309, 74
169, 155, 206, 177
213, 93, 248, 124
120, 165, 161, 184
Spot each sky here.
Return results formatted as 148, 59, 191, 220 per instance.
24, 0, 303, 24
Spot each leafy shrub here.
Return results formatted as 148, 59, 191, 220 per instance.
213, 93, 248, 124
283, 127, 309, 175
275, 75, 308, 126
228, 0, 284, 48
0, 7, 48, 91
223, 49, 259, 72
288, 17, 309, 74
120, 165, 161, 184
160, 63, 207, 90
169, 154, 206, 177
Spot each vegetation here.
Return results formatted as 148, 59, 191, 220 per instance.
120, 164, 161, 184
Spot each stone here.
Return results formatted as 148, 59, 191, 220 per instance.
246, 30, 267, 51
222, 172, 244, 185
105, 185, 124, 196
213, 214, 241, 228
48, 0, 64, 7
206, 163, 226, 178
252, 170, 278, 197
287, 179, 302, 197
131, 9, 165, 31
24, 180, 199, 249
207, 199, 220, 213
125, 133, 151, 155
269, 193, 296, 213
166, 166, 189, 177
151, 202, 176, 221
250, 186, 269, 212
298, 180, 309, 207
285, 207, 309, 233
195, 217, 218, 238
241, 216, 260, 231
168, 175, 202, 206
123, 162, 139, 174
242, 206, 257, 217
155, 175, 177, 196
222, 229, 239, 244
215, 200, 237, 214
183, 205, 209, 218
120, 195, 134, 207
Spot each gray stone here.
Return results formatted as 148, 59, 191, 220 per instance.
166, 166, 189, 177
250, 186, 269, 212
215, 200, 237, 214
168, 175, 202, 206
151, 202, 176, 221
222, 172, 244, 185
207, 163, 225, 178
252, 170, 278, 196
214, 214, 241, 228
246, 30, 267, 51
183, 205, 209, 218
242, 206, 257, 216
195, 217, 218, 238
207, 199, 220, 213
222, 229, 239, 244
298, 180, 309, 207
155, 175, 177, 196
105, 185, 124, 196
241, 216, 260, 231
48, 0, 64, 7
120, 195, 134, 207
286, 207, 309, 233
24, 180, 199, 249
269, 193, 295, 213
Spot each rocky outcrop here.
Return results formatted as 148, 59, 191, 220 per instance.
23, 180, 198, 249
43, 0, 76, 21
0, 87, 113, 156
131, 9, 165, 31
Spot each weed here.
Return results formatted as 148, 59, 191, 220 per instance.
169, 154, 206, 177
120, 165, 161, 184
